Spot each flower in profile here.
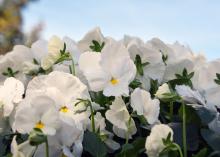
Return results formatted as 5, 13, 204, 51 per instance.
78, 27, 106, 52
0, 45, 33, 83
175, 85, 206, 105
41, 35, 80, 70
105, 97, 137, 139
131, 88, 160, 124
79, 40, 136, 96
145, 124, 173, 157
127, 38, 165, 84
191, 59, 220, 109
14, 95, 60, 135
0, 77, 24, 117
155, 83, 171, 99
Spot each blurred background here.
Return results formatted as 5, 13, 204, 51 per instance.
0, 0, 220, 60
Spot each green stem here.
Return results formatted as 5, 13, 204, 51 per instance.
169, 101, 173, 121
182, 101, 187, 157
69, 57, 75, 76
45, 137, 49, 157
125, 133, 129, 144
173, 143, 184, 157
89, 102, 95, 133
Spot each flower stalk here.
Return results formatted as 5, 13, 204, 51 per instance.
182, 101, 187, 157
45, 137, 49, 157
88, 101, 95, 133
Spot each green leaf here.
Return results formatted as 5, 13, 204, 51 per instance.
28, 128, 47, 146
188, 72, 194, 79
129, 79, 142, 89
89, 40, 105, 52
150, 79, 159, 96
178, 105, 201, 125
215, 73, 220, 85
216, 73, 220, 79
169, 123, 199, 151
172, 68, 194, 88
116, 138, 146, 157
83, 131, 107, 157
192, 148, 207, 157
214, 79, 220, 85
135, 55, 144, 76
161, 93, 181, 102
33, 58, 39, 65
161, 52, 168, 65
194, 106, 216, 125
60, 43, 66, 55
168, 78, 192, 89
201, 129, 220, 151
2, 67, 19, 77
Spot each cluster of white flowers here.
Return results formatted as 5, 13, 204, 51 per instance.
0, 27, 219, 157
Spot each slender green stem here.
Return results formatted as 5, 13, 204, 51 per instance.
182, 101, 187, 157
169, 101, 173, 121
71, 57, 76, 76
89, 102, 95, 133
125, 133, 129, 144
173, 143, 184, 157
45, 137, 49, 157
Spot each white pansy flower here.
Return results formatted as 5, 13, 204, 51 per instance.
145, 124, 173, 157
191, 59, 220, 108
78, 27, 106, 52
106, 97, 137, 139
26, 71, 90, 130
0, 45, 33, 84
41, 36, 64, 70
41, 36, 80, 70
164, 42, 205, 82
0, 77, 24, 117
11, 136, 35, 157
131, 88, 160, 124
155, 83, 171, 99
79, 40, 136, 96
16, 39, 47, 76
192, 59, 220, 92
148, 38, 200, 82
14, 95, 60, 135
162, 58, 195, 82
127, 39, 165, 82
147, 38, 174, 61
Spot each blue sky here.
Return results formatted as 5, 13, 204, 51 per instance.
22, 0, 220, 60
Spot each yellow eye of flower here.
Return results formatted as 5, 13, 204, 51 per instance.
35, 121, 44, 129
61, 153, 67, 157
59, 106, 69, 113
110, 78, 119, 85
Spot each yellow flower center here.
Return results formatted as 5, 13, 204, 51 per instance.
110, 78, 119, 85
59, 106, 69, 113
35, 121, 44, 129
61, 154, 67, 157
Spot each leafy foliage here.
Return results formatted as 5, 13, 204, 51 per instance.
89, 40, 105, 52
2, 67, 19, 77
83, 131, 107, 157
